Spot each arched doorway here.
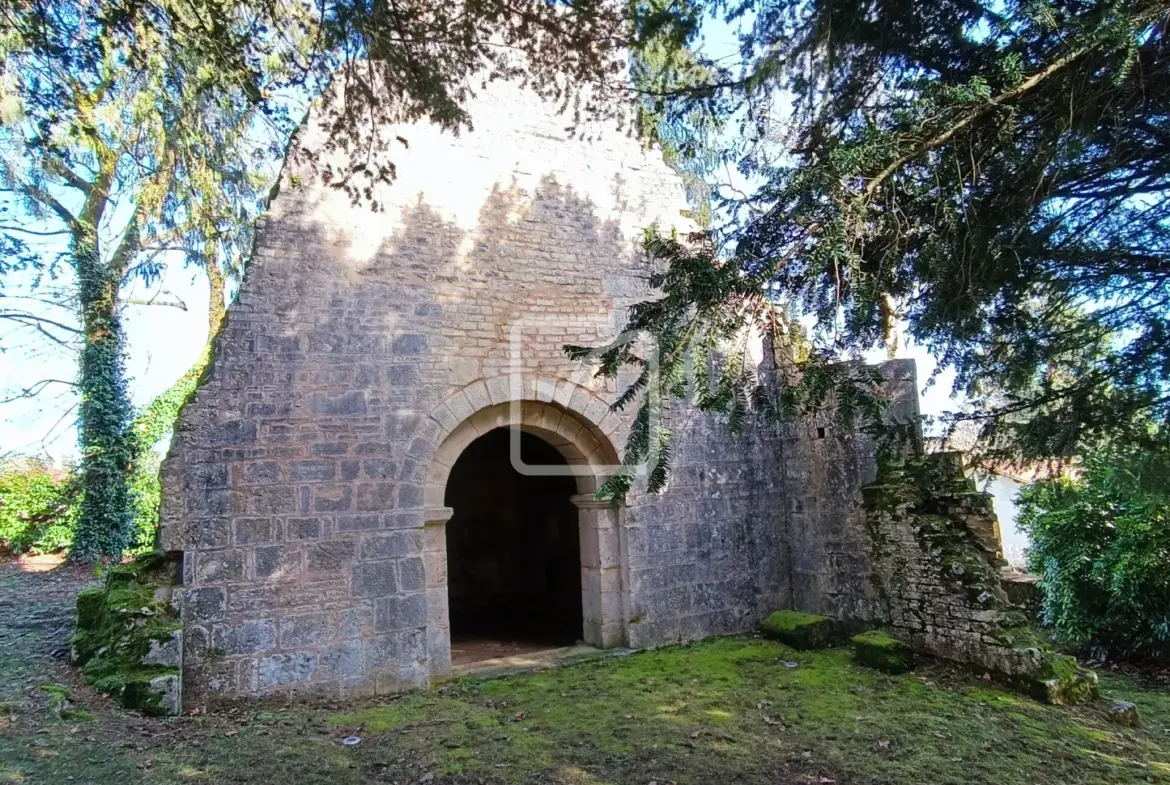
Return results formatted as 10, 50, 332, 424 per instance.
444, 429, 582, 664
420, 394, 628, 679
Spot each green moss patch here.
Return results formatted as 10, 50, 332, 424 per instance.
851, 631, 915, 673
7, 627, 1170, 785
1027, 655, 1100, 706
74, 587, 105, 631
315, 639, 1167, 785
760, 610, 836, 649
70, 551, 181, 716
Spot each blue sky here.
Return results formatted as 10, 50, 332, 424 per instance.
0, 252, 210, 461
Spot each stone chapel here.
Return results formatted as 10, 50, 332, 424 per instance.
153, 74, 1024, 706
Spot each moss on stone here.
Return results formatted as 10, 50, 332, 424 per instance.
863, 452, 978, 515
993, 622, 1048, 650
38, 683, 70, 711
860, 482, 924, 513
760, 610, 836, 650
70, 550, 181, 715
1000, 574, 1043, 622
1027, 655, 1099, 706
93, 667, 180, 717
851, 631, 915, 673
859, 450, 1102, 705
74, 587, 105, 632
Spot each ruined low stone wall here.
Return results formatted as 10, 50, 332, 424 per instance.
862, 453, 1097, 703
71, 553, 183, 716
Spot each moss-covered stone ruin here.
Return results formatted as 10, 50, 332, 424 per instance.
759, 610, 838, 650
861, 451, 1097, 704
850, 630, 915, 674
754, 452, 1096, 705
72, 552, 183, 716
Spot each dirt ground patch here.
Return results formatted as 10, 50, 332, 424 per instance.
1, 556, 1167, 785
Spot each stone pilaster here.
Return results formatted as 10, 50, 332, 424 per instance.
424, 506, 454, 681
572, 494, 626, 648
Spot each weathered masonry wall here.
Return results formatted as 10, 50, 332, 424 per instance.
779, 358, 921, 622
863, 453, 1098, 703
623, 410, 790, 648
155, 63, 1050, 711
864, 454, 1019, 663
159, 77, 799, 704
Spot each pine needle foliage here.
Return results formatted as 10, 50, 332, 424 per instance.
567, 230, 890, 503
586, 0, 1170, 481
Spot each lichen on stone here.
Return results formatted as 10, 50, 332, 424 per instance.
760, 610, 836, 650
70, 551, 182, 716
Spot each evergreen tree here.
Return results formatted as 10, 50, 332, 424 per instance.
583, 0, 1170, 496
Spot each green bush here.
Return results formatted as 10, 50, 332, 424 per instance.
0, 454, 161, 556
128, 451, 161, 552
1018, 444, 1170, 659
0, 459, 80, 554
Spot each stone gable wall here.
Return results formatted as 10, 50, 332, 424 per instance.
159, 78, 800, 704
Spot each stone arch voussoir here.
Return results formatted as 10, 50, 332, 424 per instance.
407, 375, 626, 506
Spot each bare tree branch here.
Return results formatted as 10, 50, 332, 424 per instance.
124, 291, 188, 311
19, 184, 81, 234
0, 225, 72, 237
0, 311, 83, 337
1, 378, 79, 404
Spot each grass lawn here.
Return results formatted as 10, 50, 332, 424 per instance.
1, 559, 1168, 785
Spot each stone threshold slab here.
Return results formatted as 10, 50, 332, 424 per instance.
450, 643, 625, 679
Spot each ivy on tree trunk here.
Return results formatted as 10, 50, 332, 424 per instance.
69, 233, 135, 562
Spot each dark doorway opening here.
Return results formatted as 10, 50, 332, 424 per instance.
444, 427, 582, 666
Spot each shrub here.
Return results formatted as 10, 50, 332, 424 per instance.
128, 451, 162, 552
1018, 444, 1170, 659
0, 453, 161, 556
0, 459, 80, 554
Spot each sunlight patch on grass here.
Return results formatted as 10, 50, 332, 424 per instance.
328, 704, 409, 732
704, 708, 733, 723
556, 764, 616, 785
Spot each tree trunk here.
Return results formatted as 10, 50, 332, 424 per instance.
68, 230, 135, 562
128, 253, 229, 552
